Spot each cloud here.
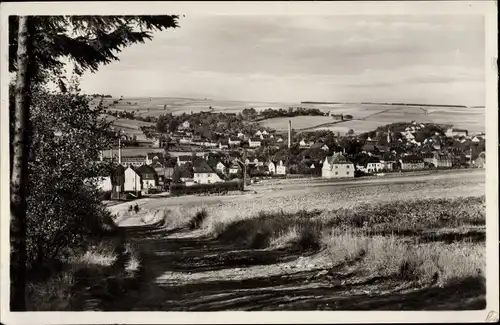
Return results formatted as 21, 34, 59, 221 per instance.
79, 14, 485, 105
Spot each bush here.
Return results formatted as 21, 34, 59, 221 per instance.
170, 181, 244, 196
188, 209, 208, 230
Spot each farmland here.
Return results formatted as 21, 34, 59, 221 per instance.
96, 97, 485, 138
105, 169, 486, 311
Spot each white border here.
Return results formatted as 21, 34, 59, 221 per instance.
1, 1, 498, 324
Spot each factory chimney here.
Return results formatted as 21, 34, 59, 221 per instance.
288, 120, 292, 149
118, 137, 122, 164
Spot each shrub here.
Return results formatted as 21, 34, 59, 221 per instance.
188, 209, 208, 230
170, 180, 244, 196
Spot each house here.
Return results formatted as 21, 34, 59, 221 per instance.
473, 152, 485, 168
228, 137, 241, 146
276, 137, 284, 143
181, 121, 191, 129
276, 160, 287, 175
255, 130, 262, 136
229, 163, 242, 174
136, 164, 159, 193
299, 139, 312, 148
193, 159, 222, 184
110, 165, 125, 199
310, 142, 329, 152
219, 141, 229, 150
237, 132, 245, 139
331, 113, 344, 120
446, 128, 468, 137
471, 136, 481, 143
400, 155, 425, 170
380, 159, 396, 171
262, 130, 269, 135
121, 156, 146, 167
361, 144, 379, 155
173, 165, 194, 183
253, 158, 264, 167
86, 176, 113, 192
215, 161, 229, 175
423, 152, 452, 168
322, 153, 354, 178
249, 137, 262, 148
146, 153, 164, 165
364, 157, 383, 173
177, 155, 192, 166
268, 161, 276, 174
124, 166, 142, 193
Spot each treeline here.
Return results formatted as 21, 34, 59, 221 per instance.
259, 107, 327, 119
91, 94, 113, 98
106, 110, 157, 123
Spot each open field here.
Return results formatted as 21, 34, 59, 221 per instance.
96, 97, 485, 136
106, 169, 485, 311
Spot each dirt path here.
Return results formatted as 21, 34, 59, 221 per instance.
109, 222, 485, 311
106, 170, 486, 310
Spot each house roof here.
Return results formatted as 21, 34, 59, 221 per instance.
401, 155, 424, 163
136, 164, 158, 179
249, 137, 261, 142
112, 164, 125, 176
310, 142, 328, 150
193, 159, 217, 174
325, 153, 352, 165
178, 155, 192, 161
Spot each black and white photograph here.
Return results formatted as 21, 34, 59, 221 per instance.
1, 1, 498, 324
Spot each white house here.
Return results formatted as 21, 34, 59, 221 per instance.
268, 161, 276, 174
228, 137, 241, 146
446, 128, 468, 137
253, 158, 264, 167
276, 160, 287, 175
276, 137, 284, 143
193, 160, 222, 184
216, 161, 228, 174
177, 155, 192, 166
299, 139, 308, 147
181, 121, 191, 129
365, 157, 383, 173
85, 176, 112, 192
322, 153, 354, 178
262, 130, 269, 135
237, 132, 245, 139
124, 166, 142, 192
471, 136, 481, 143
229, 164, 241, 174
255, 130, 262, 136
249, 137, 262, 148
219, 141, 229, 150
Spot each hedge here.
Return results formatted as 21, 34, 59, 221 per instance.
170, 181, 244, 196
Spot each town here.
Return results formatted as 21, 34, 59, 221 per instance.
92, 108, 486, 200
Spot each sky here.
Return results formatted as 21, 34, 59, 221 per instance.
78, 15, 485, 106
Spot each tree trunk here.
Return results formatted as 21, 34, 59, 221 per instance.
10, 16, 31, 311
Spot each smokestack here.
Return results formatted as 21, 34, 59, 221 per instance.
288, 120, 292, 149
118, 137, 122, 164
99, 151, 103, 162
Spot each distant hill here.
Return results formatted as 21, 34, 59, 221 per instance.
301, 101, 469, 108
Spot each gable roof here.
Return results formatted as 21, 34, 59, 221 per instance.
249, 137, 261, 142
325, 153, 352, 165
136, 164, 158, 179
178, 155, 192, 161
193, 159, 217, 174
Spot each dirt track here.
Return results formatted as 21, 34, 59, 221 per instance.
107, 170, 486, 311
